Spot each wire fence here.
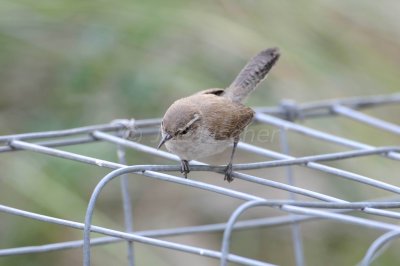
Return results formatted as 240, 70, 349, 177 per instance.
1, 93, 400, 266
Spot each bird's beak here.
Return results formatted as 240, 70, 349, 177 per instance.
157, 133, 173, 149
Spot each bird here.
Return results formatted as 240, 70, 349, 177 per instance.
157, 47, 280, 182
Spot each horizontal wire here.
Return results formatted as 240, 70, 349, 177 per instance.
238, 142, 400, 195
90, 133, 400, 220
0, 205, 273, 266
8, 133, 399, 176
83, 134, 347, 203
9, 140, 124, 169
0, 118, 162, 143
237, 142, 400, 220
11, 136, 396, 182
8, 139, 264, 202
0, 128, 160, 154
92, 131, 181, 162
298, 93, 400, 111
232, 146, 399, 169
333, 105, 400, 135
281, 205, 400, 232
2, 198, 400, 259
255, 93, 400, 119
255, 112, 400, 160
88, 133, 400, 219
93, 132, 400, 195
0, 123, 122, 143
9, 136, 400, 221
2, 93, 399, 143
0, 214, 311, 256
62, 132, 400, 202
3, 195, 399, 256
0, 202, 321, 256
8, 139, 328, 203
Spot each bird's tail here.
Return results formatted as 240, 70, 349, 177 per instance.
223, 47, 280, 103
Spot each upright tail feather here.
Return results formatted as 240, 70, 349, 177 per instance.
223, 47, 280, 103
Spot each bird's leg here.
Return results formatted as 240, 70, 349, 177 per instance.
224, 137, 239, 182
180, 159, 190, 178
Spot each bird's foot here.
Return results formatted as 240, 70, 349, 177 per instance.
180, 160, 190, 179
224, 163, 234, 183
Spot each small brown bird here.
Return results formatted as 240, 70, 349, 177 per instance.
158, 48, 280, 182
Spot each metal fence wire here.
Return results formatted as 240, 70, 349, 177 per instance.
1, 93, 400, 266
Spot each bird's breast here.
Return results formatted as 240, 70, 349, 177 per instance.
165, 130, 232, 160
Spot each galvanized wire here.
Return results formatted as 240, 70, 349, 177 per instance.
1, 93, 400, 266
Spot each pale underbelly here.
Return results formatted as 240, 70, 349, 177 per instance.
165, 137, 232, 161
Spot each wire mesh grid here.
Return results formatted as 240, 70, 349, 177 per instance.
1, 93, 400, 266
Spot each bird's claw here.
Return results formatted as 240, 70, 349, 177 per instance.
224, 163, 234, 182
180, 160, 190, 179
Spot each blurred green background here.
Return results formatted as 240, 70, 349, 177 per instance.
1, 1, 400, 266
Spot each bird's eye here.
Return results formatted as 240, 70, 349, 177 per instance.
181, 128, 189, 135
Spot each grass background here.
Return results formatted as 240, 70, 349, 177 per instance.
1, 1, 400, 265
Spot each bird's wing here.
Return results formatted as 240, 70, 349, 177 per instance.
199, 95, 254, 140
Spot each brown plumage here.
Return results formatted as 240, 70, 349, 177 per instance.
163, 93, 254, 141
158, 47, 280, 182
197, 93, 254, 140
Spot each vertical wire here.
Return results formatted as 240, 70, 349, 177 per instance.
117, 128, 135, 266
279, 128, 305, 266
